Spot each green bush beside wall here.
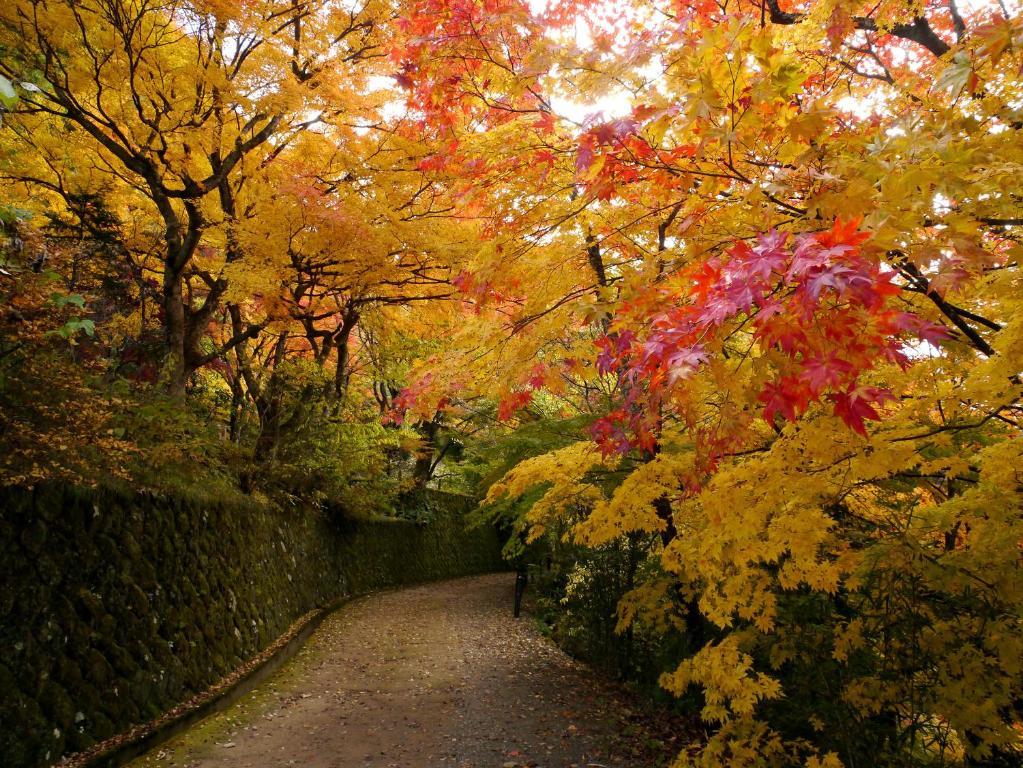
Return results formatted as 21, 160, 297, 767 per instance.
0, 485, 504, 768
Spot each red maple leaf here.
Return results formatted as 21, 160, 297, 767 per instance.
801, 354, 855, 393
816, 216, 871, 249
759, 377, 811, 426
828, 386, 893, 435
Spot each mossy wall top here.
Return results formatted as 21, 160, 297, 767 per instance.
0, 485, 504, 768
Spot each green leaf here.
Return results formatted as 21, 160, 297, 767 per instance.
0, 75, 18, 109
64, 318, 96, 337
0, 205, 33, 225
50, 292, 86, 309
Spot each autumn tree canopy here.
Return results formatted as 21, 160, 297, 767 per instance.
1, 0, 1022, 765
386, 0, 1023, 764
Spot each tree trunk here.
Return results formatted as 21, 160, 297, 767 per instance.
332, 309, 359, 400
253, 332, 289, 463
161, 268, 188, 397
412, 417, 441, 489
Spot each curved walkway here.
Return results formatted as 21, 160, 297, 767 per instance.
128, 574, 677, 768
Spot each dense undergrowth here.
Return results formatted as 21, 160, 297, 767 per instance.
0, 210, 478, 514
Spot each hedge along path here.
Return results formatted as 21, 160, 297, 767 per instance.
126, 574, 681, 768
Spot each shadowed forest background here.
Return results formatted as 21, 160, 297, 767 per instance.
1, 0, 1022, 766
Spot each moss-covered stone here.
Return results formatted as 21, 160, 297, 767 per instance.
89, 711, 116, 741
38, 681, 75, 731
77, 649, 111, 689
19, 518, 47, 554
73, 588, 106, 624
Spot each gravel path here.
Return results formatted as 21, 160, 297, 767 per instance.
128, 573, 676, 768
